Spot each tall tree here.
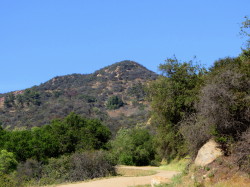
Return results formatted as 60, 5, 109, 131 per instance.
240, 16, 250, 49
148, 57, 205, 161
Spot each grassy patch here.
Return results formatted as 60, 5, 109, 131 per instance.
159, 158, 190, 172
117, 168, 157, 177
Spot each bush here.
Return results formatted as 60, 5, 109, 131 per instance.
16, 159, 42, 182
69, 151, 116, 181
0, 150, 18, 174
233, 128, 250, 173
180, 114, 211, 158
110, 128, 155, 166
0, 174, 21, 187
40, 155, 71, 185
180, 56, 250, 158
0, 113, 111, 162
197, 69, 250, 152
16, 151, 116, 185
106, 96, 124, 110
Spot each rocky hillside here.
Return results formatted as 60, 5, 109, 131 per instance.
0, 60, 157, 132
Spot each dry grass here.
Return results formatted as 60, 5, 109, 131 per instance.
174, 160, 250, 187
207, 175, 250, 187
117, 168, 157, 177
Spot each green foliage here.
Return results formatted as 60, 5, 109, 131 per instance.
159, 158, 189, 172
0, 113, 111, 162
148, 57, 205, 160
106, 95, 124, 110
0, 174, 21, 187
0, 150, 18, 174
37, 156, 70, 184
240, 16, 250, 49
4, 93, 15, 108
209, 57, 241, 72
127, 82, 146, 101
110, 128, 155, 166
23, 89, 41, 106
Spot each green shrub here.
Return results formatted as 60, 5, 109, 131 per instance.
0, 173, 21, 187
0, 113, 111, 162
110, 128, 155, 166
40, 155, 71, 185
106, 96, 124, 110
148, 57, 205, 161
0, 150, 18, 174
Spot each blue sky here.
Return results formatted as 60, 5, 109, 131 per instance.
0, 0, 249, 93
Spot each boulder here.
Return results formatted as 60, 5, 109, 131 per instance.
195, 139, 223, 166
151, 176, 170, 187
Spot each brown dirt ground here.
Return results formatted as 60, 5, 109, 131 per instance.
56, 166, 179, 187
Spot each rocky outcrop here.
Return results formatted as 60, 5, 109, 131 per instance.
195, 139, 223, 166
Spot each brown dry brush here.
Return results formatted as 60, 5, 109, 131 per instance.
15, 151, 116, 185
233, 128, 250, 173
198, 70, 250, 139
181, 67, 250, 169
180, 114, 211, 159
69, 151, 116, 182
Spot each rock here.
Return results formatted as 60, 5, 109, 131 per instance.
151, 176, 170, 187
195, 139, 223, 166
191, 174, 195, 180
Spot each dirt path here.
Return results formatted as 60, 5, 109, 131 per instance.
57, 166, 179, 187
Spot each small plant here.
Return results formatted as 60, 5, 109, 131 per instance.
106, 95, 124, 110
207, 170, 215, 178
204, 166, 210, 171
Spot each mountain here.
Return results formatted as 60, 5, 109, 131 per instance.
0, 60, 157, 132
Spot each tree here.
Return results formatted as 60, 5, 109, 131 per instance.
106, 96, 124, 110
0, 150, 18, 174
110, 128, 155, 166
148, 57, 205, 161
196, 57, 250, 151
16, 94, 25, 108
4, 93, 15, 108
240, 16, 250, 49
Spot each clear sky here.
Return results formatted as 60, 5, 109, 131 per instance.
0, 0, 249, 93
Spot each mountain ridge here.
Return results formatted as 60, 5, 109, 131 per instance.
0, 60, 157, 132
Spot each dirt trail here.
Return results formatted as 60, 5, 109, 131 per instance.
57, 166, 179, 187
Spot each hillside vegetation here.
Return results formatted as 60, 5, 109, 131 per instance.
0, 60, 157, 132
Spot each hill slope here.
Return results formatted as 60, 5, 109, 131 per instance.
0, 60, 157, 132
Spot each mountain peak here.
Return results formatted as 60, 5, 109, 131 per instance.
100, 60, 147, 71
93, 60, 157, 81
